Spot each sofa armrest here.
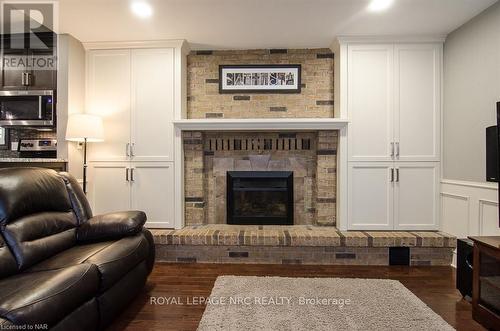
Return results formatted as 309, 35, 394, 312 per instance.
77, 211, 147, 243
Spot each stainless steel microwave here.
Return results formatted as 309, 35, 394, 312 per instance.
0, 90, 54, 127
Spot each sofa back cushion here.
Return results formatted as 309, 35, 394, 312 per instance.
59, 172, 93, 224
0, 235, 17, 278
0, 168, 78, 269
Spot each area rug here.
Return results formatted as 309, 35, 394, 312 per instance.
197, 276, 454, 331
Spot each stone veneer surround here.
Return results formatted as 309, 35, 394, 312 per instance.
184, 130, 338, 226
187, 48, 334, 119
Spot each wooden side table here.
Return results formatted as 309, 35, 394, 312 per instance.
469, 236, 500, 331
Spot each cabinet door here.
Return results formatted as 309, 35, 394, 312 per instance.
394, 44, 441, 161
1, 51, 27, 90
88, 162, 131, 215
348, 162, 394, 230
348, 44, 394, 162
131, 48, 174, 162
131, 162, 175, 228
394, 162, 439, 230
87, 49, 131, 161
28, 49, 56, 90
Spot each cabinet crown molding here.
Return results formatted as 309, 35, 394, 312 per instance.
83, 39, 190, 53
331, 35, 446, 49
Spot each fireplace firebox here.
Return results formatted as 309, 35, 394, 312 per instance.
227, 171, 293, 225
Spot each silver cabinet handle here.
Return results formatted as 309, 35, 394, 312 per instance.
396, 168, 400, 182
396, 142, 400, 158
38, 96, 42, 118
126, 143, 130, 157
130, 143, 135, 157
390, 142, 394, 158
126, 168, 129, 181
130, 168, 135, 182
390, 168, 394, 182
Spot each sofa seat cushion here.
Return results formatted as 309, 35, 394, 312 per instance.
29, 233, 150, 292
0, 264, 99, 326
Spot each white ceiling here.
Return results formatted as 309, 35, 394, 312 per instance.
58, 0, 498, 50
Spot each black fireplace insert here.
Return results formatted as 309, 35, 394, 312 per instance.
227, 171, 293, 225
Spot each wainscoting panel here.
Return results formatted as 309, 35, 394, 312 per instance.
441, 179, 499, 266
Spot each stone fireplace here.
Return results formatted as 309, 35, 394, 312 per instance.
183, 130, 338, 226
182, 47, 338, 227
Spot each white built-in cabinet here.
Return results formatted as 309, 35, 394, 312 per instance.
339, 38, 443, 230
85, 41, 187, 228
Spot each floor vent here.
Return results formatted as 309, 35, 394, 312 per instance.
389, 247, 410, 266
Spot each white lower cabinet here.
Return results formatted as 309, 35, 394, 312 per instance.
88, 162, 175, 228
88, 163, 131, 215
394, 163, 439, 230
348, 162, 439, 230
131, 163, 175, 228
348, 163, 394, 230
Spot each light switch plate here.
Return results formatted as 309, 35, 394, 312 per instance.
11, 142, 18, 151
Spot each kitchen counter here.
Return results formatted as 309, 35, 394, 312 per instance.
0, 158, 67, 163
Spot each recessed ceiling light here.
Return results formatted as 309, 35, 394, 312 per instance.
368, 0, 394, 12
131, 1, 153, 18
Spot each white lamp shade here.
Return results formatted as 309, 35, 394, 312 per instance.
66, 114, 104, 142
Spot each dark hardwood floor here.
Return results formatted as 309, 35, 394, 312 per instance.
108, 263, 485, 331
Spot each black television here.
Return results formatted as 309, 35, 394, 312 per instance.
497, 101, 500, 227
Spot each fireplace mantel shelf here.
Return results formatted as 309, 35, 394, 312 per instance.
173, 118, 349, 131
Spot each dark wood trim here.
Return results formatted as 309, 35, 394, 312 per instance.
471, 240, 500, 331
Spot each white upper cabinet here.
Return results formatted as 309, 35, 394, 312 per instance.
348, 44, 394, 162
346, 42, 442, 163
87, 48, 175, 162
131, 48, 175, 162
87, 50, 131, 162
394, 44, 441, 161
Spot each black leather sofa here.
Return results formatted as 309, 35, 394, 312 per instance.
0, 168, 155, 330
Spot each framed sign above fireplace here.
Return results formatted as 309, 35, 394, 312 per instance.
219, 64, 301, 94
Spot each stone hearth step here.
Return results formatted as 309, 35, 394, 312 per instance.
150, 225, 456, 248
151, 225, 456, 266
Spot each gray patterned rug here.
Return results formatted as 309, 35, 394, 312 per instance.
197, 276, 454, 331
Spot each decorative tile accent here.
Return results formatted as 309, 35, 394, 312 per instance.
205, 113, 224, 118
233, 95, 251, 101
316, 100, 334, 106
317, 150, 337, 155
229, 252, 249, 258
185, 197, 204, 202
269, 49, 288, 54
205, 78, 219, 84
270, 107, 287, 112
196, 50, 213, 55
317, 53, 334, 59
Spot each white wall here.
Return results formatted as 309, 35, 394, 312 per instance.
443, 2, 500, 182
57, 34, 86, 179
441, 3, 500, 266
